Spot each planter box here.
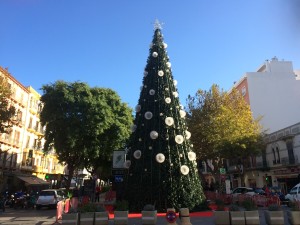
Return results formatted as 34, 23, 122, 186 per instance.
142, 210, 157, 225
95, 211, 109, 225
214, 211, 230, 225
230, 211, 245, 225
62, 213, 79, 225
264, 211, 284, 225
245, 211, 260, 225
79, 212, 94, 225
287, 211, 300, 225
114, 210, 128, 225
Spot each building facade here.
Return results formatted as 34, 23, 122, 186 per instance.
230, 57, 300, 192
0, 67, 64, 192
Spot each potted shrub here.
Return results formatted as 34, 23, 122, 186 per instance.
241, 199, 260, 225
264, 204, 284, 225
213, 199, 230, 225
287, 200, 300, 225
62, 206, 79, 225
229, 204, 245, 225
114, 200, 129, 225
94, 204, 109, 225
142, 204, 157, 225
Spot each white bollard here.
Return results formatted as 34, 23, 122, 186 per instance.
179, 208, 192, 225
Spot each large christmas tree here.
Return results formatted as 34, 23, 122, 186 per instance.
124, 21, 205, 212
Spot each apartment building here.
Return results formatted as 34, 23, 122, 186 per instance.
229, 57, 300, 192
0, 67, 64, 192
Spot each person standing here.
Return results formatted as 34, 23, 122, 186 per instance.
95, 185, 101, 202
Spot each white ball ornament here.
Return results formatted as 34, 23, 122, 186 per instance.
144, 111, 153, 120
181, 165, 190, 175
150, 131, 158, 139
144, 71, 148, 77
175, 135, 184, 144
180, 110, 186, 118
135, 105, 141, 112
185, 130, 191, 139
149, 89, 155, 95
134, 150, 142, 159
165, 117, 174, 126
188, 152, 196, 161
173, 80, 178, 86
158, 70, 164, 77
163, 43, 168, 48
156, 153, 165, 163
173, 92, 179, 98
123, 160, 131, 169
166, 62, 171, 68
165, 97, 171, 104
152, 52, 158, 58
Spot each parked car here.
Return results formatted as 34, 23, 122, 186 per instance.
232, 187, 256, 196
36, 189, 65, 209
254, 188, 266, 195
285, 183, 300, 203
231, 187, 255, 203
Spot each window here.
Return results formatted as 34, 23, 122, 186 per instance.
241, 86, 247, 96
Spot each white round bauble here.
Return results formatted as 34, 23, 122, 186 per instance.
173, 92, 179, 98
180, 154, 183, 158
144, 85, 147, 88
139, 138, 142, 141
149, 89, 155, 95
131, 124, 137, 132
175, 135, 184, 144
165, 88, 169, 91
166, 62, 171, 68
152, 52, 158, 58
123, 160, 131, 169
144, 71, 148, 77
180, 104, 184, 109
188, 152, 196, 161
180, 165, 189, 175
158, 70, 164, 77
163, 43, 168, 48
149, 146, 152, 150
135, 105, 141, 112
180, 110, 186, 118
165, 117, 174, 126
144, 111, 153, 120
150, 131, 158, 139
134, 150, 142, 159
173, 80, 178, 86
185, 130, 191, 139
165, 97, 171, 104
156, 153, 165, 163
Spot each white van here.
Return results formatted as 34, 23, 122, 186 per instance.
285, 183, 300, 202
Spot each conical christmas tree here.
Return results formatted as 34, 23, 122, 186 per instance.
124, 22, 205, 212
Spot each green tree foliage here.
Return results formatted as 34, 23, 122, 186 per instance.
40, 81, 133, 187
186, 84, 264, 167
124, 26, 205, 212
0, 75, 16, 134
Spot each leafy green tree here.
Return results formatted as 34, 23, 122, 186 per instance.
124, 24, 205, 212
186, 84, 264, 171
40, 81, 133, 188
0, 75, 16, 134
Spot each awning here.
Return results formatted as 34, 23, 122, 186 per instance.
17, 175, 49, 185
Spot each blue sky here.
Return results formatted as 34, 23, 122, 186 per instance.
1, 0, 299, 109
